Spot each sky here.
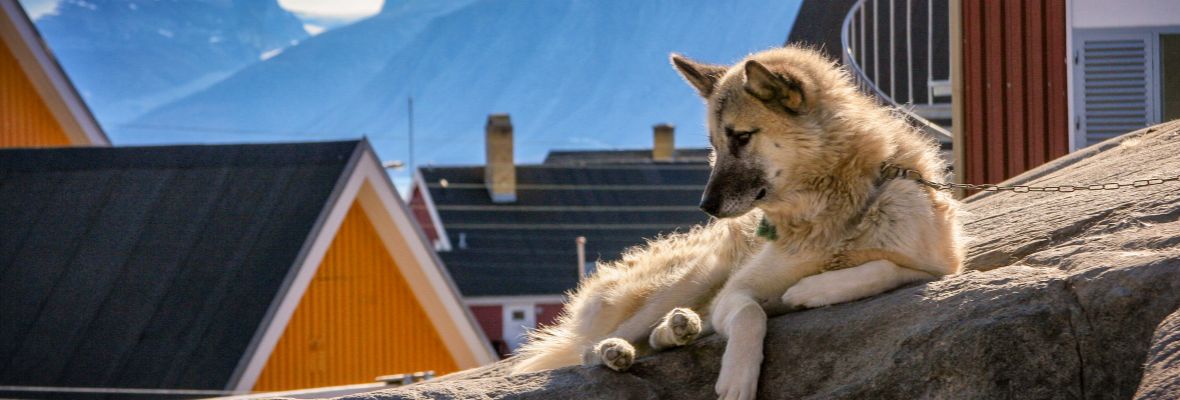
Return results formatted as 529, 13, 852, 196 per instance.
23, 0, 385, 29
21, 0, 802, 195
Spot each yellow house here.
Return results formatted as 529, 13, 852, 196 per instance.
244, 140, 498, 392
0, 1, 108, 147
0, 141, 495, 399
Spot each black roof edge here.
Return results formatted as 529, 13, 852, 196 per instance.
224, 140, 366, 390
0, 140, 365, 171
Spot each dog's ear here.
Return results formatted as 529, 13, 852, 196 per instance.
671, 53, 726, 97
743, 60, 806, 115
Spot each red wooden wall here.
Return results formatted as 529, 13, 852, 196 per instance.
408, 186, 440, 244
961, 0, 1070, 184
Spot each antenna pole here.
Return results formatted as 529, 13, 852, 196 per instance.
408, 96, 415, 172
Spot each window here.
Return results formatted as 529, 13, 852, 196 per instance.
1074, 27, 1180, 148
511, 310, 525, 321
1162, 34, 1180, 122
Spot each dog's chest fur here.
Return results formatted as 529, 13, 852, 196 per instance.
763, 175, 935, 269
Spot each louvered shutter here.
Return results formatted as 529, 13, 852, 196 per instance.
1075, 32, 1157, 147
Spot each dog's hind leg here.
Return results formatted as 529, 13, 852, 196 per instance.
584, 298, 684, 371
781, 259, 936, 309
649, 307, 705, 350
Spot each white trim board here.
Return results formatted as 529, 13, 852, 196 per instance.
231, 142, 496, 392
465, 295, 567, 306
0, 3, 109, 146
412, 169, 452, 251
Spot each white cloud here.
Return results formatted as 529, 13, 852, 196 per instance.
19, 0, 63, 20
260, 48, 284, 61
277, 0, 383, 22
302, 23, 325, 36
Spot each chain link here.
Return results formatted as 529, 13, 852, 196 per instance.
882, 164, 1180, 194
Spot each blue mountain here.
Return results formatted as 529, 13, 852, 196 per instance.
126, 1, 801, 167
28, 0, 308, 125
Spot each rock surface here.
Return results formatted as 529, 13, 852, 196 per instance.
1135, 309, 1180, 400
343, 121, 1180, 400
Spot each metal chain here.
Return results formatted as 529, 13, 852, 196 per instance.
882, 164, 1180, 193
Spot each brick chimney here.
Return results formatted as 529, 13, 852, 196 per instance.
485, 113, 516, 203
652, 123, 675, 162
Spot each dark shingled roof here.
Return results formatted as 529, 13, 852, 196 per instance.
420, 151, 711, 298
543, 148, 710, 165
0, 140, 360, 398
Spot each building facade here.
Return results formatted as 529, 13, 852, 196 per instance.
410, 116, 711, 356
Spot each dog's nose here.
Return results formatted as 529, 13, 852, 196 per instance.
699, 194, 722, 217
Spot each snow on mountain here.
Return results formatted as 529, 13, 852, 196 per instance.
26, 0, 309, 125
124, 0, 802, 181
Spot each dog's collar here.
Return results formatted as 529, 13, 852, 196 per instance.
755, 163, 909, 242
756, 217, 778, 241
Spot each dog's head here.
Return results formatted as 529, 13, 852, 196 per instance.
672, 47, 844, 219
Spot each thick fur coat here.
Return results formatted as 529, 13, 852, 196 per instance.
511, 45, 963, 400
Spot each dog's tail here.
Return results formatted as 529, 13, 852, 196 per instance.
510, 322, 583, 374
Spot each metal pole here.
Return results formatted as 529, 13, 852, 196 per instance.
576, 236, 587, 279
927, 0, 934, 105
889, 0, 896, 100
873, 0, 879, 85
860, 5, 866, 75
906, 0, 914, 104
408, 97, 414, 172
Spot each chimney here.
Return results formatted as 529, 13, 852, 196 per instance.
652, 123, 674, 162
485, 113, 516, 203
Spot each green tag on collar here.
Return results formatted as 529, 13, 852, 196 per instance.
756, 216, 778, 241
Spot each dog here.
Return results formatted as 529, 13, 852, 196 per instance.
510, 45, 963, 400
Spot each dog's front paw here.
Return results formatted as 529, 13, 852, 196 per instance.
715, 361, 759, 400
594, 338, 635, 372
781, 275, 838, 309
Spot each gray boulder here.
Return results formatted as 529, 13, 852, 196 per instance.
345, 121, 1180, 399
1135, 308, 1180, 399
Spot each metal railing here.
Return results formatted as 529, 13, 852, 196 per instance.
841, 0, 952, 140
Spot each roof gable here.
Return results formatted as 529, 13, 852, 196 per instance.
233, 143, 495, 391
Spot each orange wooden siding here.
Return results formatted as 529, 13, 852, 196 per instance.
254, 200, 458, 391
0, 36, 71, 148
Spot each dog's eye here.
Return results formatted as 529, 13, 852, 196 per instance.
725, 127, 760, 146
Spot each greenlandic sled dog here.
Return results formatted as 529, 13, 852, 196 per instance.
510, 45, 964, 400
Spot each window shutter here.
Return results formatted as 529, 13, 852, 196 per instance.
1075, 33, 1156, 147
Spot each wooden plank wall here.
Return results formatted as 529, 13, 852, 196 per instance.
960, 0, 1069, 185
254, 201, 458, 391
0, 37, 71, 148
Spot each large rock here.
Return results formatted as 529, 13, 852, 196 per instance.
344, 121, 1180, 400
1135, 309, 1180, 399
